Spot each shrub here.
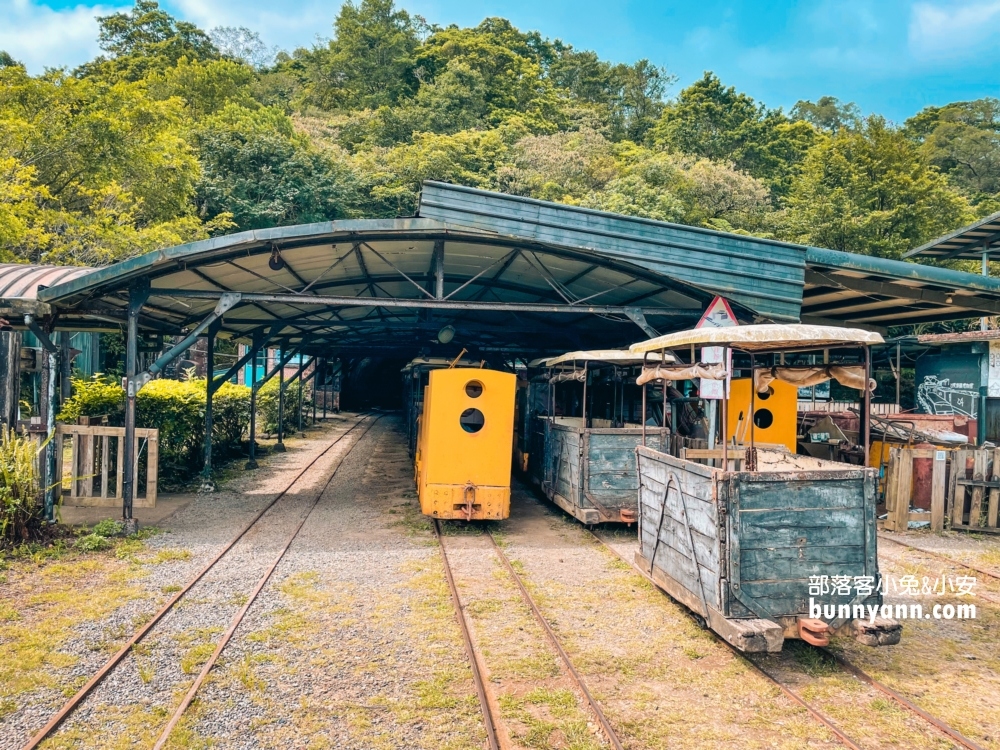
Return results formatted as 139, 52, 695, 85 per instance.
0, 427, 42, 543
92, 519, 125, 538
58, 374, 252, 484
256, 378, 311, 434
75, 533, 110, 552
56, 374, 125, 424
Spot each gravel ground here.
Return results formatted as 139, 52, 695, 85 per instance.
7, 415, 999, 749
1, 414, 362, 750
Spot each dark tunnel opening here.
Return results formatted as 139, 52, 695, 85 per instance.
340, 357, 411, 410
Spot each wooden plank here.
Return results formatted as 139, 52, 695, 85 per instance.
988, 447, 1000, 529
81, 433, 94, 497
146, 434, 158, 504
54, 432, 64, 500
116, 435, 124, 500
883, 448, 900, 530
893, 452, 913, 532
950, 449, 966, 528
100, 435, 109, 500
68, 434, 78, 500
740, 545, 864, 581
739, 507, 866, 549
930, 449, 947, 532
737, 478, 865, 511
969, 450, 987, 527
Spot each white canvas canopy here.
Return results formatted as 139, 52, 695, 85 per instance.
629, 324, 884, 354
542, 349, 676, 368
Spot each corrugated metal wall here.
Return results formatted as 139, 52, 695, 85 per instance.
418, 181, 806, 321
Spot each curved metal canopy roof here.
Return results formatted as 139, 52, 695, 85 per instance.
904, 210, 1000, 261
38, 218, 733, 358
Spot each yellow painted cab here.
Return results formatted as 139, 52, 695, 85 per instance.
416, 367, 516, 520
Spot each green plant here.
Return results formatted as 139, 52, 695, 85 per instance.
0, 427, 42, 543
92, 519, 124, 538
75, 533, 110, 552
255, 377, 310, 434
56, 374, 125, 424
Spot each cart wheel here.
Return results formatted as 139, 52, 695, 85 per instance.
691, 613, 708, 630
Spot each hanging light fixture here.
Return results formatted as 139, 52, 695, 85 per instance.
437, 325, 456, 344
268, 246, 285, 271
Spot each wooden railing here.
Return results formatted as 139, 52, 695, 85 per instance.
883, 447, 1000, 534
55, 424, 159, 507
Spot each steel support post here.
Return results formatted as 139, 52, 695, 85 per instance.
200, 321, 220, 492
43, 339, 58, 522
276, 347, 286, 452
322, 360, 328, 421
312, 359, 320, 426
122, 282, 149, 533
59, 332, 72, 403
296, 361, 304, 434
246, 346, 259, 469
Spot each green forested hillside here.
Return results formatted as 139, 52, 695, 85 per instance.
0, 0, 994, 268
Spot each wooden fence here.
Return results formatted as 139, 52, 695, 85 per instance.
55, 424, 159, 507
797, 401, 900, 414
883, 447, 999, 534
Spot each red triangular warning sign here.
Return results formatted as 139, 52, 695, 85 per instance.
696, 296, 738, 329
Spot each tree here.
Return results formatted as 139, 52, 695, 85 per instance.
209, 26, 276, 70
906, 99, 1000, 200
194, 105, 360, 229
80, 0, 219, 81
301, 0, 421, 110
781, 116, 972, 258
790, 96, 861, 132
652, 72, 816, 198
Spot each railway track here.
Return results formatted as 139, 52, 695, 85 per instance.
22, 413, 381, 750
878, 532, 1000, 588
589, 529, 986, 750
434, 519, 626, 750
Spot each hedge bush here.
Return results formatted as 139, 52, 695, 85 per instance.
58, 374, 252, 482
256, 377, 311, 434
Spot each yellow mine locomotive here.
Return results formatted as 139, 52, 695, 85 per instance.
415, 367, 516, 520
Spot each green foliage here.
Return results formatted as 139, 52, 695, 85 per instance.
0, 427, 41, 544
57, 373, 251, 482
75, 534, 111, 552
56, 374, 125, 424
790, 96, 861, 132
652, 72, 816, 198
194, 104, 359, 229
92, 519, 125, 538
2, 0, 994, 283
781, 116, 973, 258
255, 377, 309, 434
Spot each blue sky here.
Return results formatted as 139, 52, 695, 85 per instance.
4, 0, 1000, 122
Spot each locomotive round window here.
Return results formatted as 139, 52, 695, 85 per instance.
465, 380, 484, 398
753, 409, 774, 429
460, 408, 485, 433
757, 386, 774, 400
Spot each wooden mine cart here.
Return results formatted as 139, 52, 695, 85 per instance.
629, 324, 902, 652
527, 350, 672, 524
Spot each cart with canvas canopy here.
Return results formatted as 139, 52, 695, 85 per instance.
527, 349, 674, 524
628, 324, 901, 652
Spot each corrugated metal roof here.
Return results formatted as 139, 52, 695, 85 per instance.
802, 247, 1000, 330
417, 181, 806, 321
0, 263, 93, 300
903, 211, 1000, 261
37, 219, 726, 357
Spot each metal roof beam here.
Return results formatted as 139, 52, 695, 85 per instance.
150, 289, 690, 317
803, 269, 1000, 315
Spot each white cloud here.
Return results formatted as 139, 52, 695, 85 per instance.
910, 1, 1000, 59
0, 0, 127, 73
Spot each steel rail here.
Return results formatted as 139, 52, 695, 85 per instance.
878, 533, 1000, 582
586, 531, 864, 750
21, 414, 372, 750
432, 520, 502, 750
152, 415, 383, 749
485, 531, 626, 750
825, 650, 986, 750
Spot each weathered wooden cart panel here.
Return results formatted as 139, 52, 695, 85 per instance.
537, 420, 668, 523
636, 446, 897, 651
